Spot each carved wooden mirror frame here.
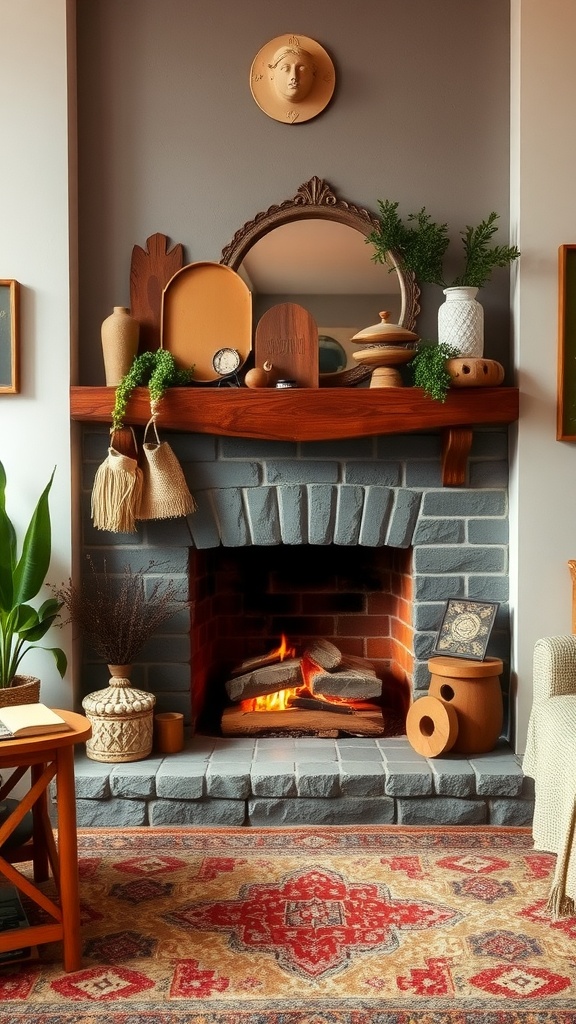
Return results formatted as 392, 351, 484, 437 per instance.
220, 176, 420, 386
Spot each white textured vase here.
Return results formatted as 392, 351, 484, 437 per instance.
437, 286, 484, 357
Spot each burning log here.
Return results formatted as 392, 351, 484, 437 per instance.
287, 695, 355, 715
221, 705, 386, 737
225, 658, 302, 702
230, 635, 296, 677
310, 668, 381, 700
302, 638, 343, 670
339, 654, 377, 675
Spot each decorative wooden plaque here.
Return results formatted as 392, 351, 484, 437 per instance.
130, 233, 184, 352
255, 302, 319, 388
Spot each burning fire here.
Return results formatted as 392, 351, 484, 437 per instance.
240, 641, 350, 713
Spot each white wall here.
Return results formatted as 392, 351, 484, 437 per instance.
0, 0, 76, 708
510, 0, 576, 750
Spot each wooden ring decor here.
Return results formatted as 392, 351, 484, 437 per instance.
250, 34, 335, 125
406, 695, 459, 758
446, 358, 505, 388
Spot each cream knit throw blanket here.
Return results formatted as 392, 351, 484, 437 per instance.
523, 636, 576, 917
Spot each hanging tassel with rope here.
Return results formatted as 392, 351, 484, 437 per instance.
91, 349, 194, 533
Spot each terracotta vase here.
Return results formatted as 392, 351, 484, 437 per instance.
101, 306, 139, 386
82, 664, 156, 763
427, 655, 503, 754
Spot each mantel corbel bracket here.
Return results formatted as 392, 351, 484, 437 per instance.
441, 426, 473, 486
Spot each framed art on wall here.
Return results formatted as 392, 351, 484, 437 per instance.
557, 244, 576, 440
0, 280, 19, 394
431, 599, 499, 660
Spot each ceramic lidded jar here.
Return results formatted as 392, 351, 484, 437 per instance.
350, 310, 419, 347
101, 306, 140, 386
82, 665, 156, 763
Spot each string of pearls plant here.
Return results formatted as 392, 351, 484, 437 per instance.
111, 349, 193, 431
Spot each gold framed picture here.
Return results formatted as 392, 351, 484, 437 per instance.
432, 599, 499, 660
0, 280, 19, 394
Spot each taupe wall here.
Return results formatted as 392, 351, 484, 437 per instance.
77, 0, 511, 385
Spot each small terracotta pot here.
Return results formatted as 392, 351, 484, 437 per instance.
154, 712, 185, 754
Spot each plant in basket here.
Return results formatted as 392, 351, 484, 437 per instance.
0, 461, 67, 701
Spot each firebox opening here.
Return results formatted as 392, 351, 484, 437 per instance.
190, 544, 413, 738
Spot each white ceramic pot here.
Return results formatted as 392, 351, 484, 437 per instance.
437, 286, 484, 357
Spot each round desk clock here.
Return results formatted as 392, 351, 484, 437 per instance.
212, 347, 242, 385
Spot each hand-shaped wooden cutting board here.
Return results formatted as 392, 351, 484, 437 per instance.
130, 233, 184, 352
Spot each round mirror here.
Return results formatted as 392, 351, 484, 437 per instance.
221, 177, 420, 386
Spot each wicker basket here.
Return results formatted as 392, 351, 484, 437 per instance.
0, 675, 41, 707
82, 667, 156, 763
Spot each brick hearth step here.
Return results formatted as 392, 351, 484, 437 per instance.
72, 736, 533, 829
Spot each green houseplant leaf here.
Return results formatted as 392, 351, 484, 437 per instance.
0, 462, 67, 687
367, 202, 520, 288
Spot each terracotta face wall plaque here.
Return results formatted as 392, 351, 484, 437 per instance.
250, 34, 335, 124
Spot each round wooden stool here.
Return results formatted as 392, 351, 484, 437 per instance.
428, 656, 504, 754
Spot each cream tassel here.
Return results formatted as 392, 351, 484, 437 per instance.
91, 446, 143, 533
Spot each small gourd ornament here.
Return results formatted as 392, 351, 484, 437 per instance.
244, 360, 273, 388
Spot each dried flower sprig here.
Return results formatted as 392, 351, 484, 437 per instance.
55, 556, 189, 665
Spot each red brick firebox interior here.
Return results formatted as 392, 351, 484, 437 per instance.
189, 545, 414, 736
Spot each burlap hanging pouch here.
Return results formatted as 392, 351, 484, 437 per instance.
137, 418, 197, 521
91, 429, 143, 533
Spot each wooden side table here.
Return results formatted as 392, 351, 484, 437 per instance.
0, 709, 91, 971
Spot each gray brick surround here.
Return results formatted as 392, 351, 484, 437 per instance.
81, 424, 511, 724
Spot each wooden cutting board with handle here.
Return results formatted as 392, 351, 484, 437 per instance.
255, 302, 319, 388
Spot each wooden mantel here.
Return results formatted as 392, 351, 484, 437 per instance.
70, 385, 519, 486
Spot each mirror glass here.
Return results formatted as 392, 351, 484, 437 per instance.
221, 178, 420, 385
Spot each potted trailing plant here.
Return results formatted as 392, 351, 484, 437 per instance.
409, 341, 460, 403
111, 348, 193, 431
0, 461, 67, 702
56, 557, 189, 762
367, 202, 520, 357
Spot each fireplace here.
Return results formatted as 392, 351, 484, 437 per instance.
190, 544, 412, 739
81, 425, 511, 742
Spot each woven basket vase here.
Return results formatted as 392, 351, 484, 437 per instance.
0, 675, 41, 707
82, 665, 156, 763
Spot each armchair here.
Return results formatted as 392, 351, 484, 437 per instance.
523, 635, 576, 916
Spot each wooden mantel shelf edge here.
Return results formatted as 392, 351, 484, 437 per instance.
70, 385, 519, 486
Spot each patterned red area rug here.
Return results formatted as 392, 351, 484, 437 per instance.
0, 825, 574, 1024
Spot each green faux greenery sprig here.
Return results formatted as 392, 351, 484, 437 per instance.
112, 350, 192, 431
367, 201, 520, 289
409, 341, 460, 403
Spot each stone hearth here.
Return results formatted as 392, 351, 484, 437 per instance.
73, 736, 532, 828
